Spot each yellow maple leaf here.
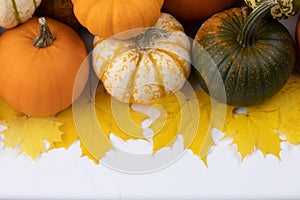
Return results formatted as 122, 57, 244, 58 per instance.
224, 108, 281, 159
150, 93, 181, 152
150, 89, 220, 161
250, 77, 300, 145
54, 86, 147, 163
95, 87, 147, 140
0, 116, 63, 159
52, 103, 100, 163
188, 91, 214, 159
0, 98, 22, 121
276, 78, 300, 145
51, 107, 78, 149
71, 93, 113, 161
80, 142, 99, 164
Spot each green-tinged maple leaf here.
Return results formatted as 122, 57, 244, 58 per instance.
0, 116, 63, 159
224, 108, 281, 159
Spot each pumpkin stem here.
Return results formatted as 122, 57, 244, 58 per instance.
237, 1, 276, 47
33, 17, 56, 48
134, 28, 169, 50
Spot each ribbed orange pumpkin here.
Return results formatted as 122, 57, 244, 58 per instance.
0, 17, 89, 117
71, 0, 164, 39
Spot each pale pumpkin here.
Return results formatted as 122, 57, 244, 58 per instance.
0, 17, 89, 117
0, 0, 42, 28
72, 0, 164, 39
93, 13, 191, 104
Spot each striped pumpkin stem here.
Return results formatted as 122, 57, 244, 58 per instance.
33, 17, 56, 48
237, 0, 276, 47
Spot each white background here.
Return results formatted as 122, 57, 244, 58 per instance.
0, 12, 299, 200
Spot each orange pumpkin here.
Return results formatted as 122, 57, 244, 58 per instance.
71, 0, 164, 39
162, 0, 242, 23
0, 17, 89, 117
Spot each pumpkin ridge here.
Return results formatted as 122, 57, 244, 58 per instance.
237, 51, 257, 105
128, 52, 143, 103
252, 48, 269, 103
256, 40, 294, 78
217, 45, 241, 77
227, 47, 245, 105
220, 9, 243, 32
10, 0, 22, 24
147, 52, 166, 94
155, 48, 188, 77
253, 47, 282, 95
32, 0, 38, 9
205, 39, 237, 55
98, 45, 131, 81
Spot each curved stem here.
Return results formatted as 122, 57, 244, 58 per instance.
33, 17, 56, 48
134, 28, 169, 50
237, 1, 276, 47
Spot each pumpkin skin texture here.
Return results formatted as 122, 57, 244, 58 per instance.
0, 18, 89, 117
71, 0, 164, 39
244, 0, 300, 19
192, 5, 295, 106
34, 0, 81, 29
93, 13, 191, 104
162, 0, 242, 23
0, 0, 42, 28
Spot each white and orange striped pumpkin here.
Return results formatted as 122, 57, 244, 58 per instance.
93, 13, 191, 104
0, 0, 42, 28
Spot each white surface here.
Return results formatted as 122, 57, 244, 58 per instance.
1, 129, 300, 199
0, 13, 299, 200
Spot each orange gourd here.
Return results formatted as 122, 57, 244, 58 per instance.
0, 17, 89, 117
71, 0, 164, 39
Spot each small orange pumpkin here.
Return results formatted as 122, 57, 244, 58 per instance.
71, 0, 164, 39
0, 17, 89, 117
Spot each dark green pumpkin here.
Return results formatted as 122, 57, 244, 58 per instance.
192, 1, 296, 107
